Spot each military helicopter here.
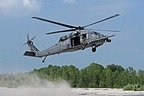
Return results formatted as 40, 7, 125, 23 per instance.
23, 14, 120, 63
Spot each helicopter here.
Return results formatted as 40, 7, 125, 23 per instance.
23, 14, 120, 63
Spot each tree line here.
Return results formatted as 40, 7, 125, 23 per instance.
0, 63, 144, 89
31, 63, 144, 88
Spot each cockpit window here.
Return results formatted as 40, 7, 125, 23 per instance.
94, 32, 105, 38
59, 35, 68, 42
90, 32, 95, 37
94, 32, 100, 35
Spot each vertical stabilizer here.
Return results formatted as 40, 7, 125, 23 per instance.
29, 42, 39, 53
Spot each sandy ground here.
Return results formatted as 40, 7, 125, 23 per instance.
72, 88, 144, 96
0, 87, 144, 96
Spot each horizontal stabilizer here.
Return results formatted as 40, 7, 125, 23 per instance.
24, 51, 36, 57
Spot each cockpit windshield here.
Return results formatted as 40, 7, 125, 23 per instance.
59, 35, 68, 42
94, 32, 105, 38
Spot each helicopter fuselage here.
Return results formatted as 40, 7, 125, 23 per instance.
32, 30, 113, 58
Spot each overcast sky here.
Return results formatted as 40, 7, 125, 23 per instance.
0, 0, 144, 74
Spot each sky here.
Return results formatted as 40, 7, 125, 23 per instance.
0, 0, 144, 74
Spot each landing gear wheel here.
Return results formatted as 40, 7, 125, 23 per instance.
107, 39, 111, 42
92, 47, 96, 52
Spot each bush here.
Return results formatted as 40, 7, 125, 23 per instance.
123, 84, 144, 91
140, 86, 144, 91
123, 84, 133, 91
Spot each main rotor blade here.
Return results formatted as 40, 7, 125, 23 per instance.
46, 29, 75, 35
95, 29, 120, 32
32, 17, 77, 29
83, 14, 120, 28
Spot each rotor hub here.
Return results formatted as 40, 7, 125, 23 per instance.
27, 40, 33, 45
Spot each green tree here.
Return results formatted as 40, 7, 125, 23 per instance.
81, 63, 104, 87
138, 70, 144, 85
77, 68, 88, 87
104, 64, 125, 88
99, 71, 106, 88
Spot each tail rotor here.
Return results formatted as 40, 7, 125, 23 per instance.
23, 34, 39, 58
23, 34, 36, 46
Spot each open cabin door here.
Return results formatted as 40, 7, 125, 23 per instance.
71, 36, 80, 47
71, 33, 87, 47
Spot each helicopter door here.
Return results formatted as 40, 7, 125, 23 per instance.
71, 36, 80, 47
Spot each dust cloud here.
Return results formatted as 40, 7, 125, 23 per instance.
0, 74, 77, 96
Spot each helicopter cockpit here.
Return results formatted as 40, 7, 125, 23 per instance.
90, 31, 106, 39
59, 35, 68, 42
96, 32, 106, 37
